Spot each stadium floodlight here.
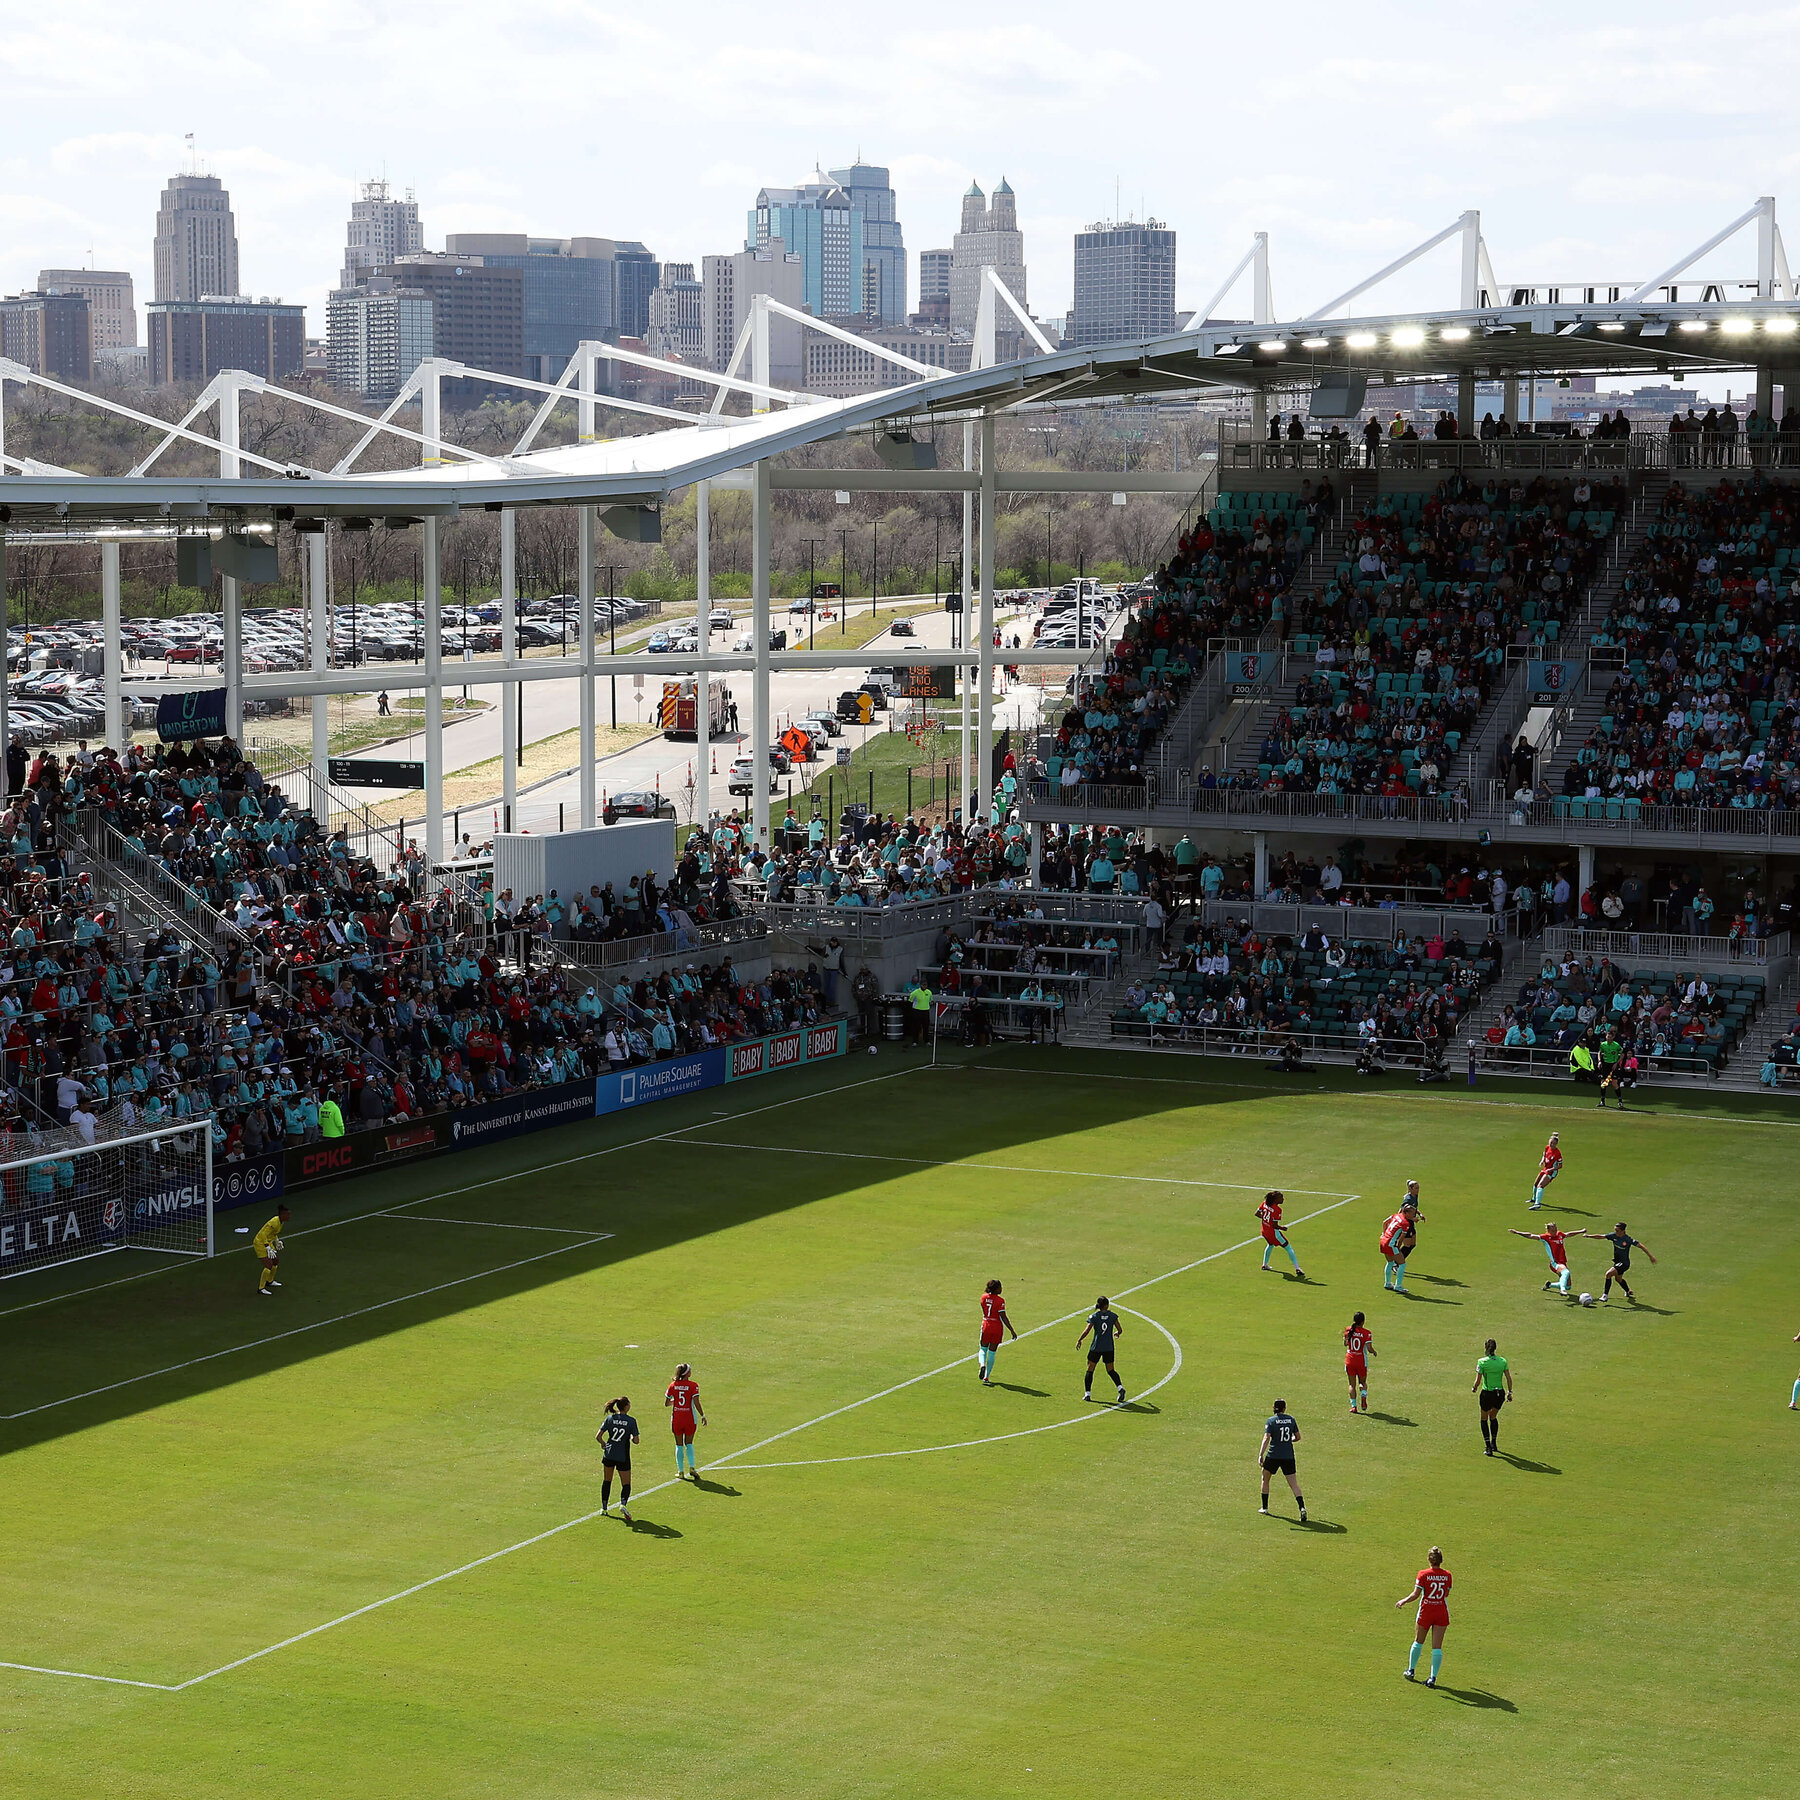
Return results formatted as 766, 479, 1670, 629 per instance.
1598, 321, 1627, 331
1678, 319, 1710, 332
1346, 331, 1378, 348
1766, 316, 1799, 334
1721, 316, 1756, 336
1300, 337, 1331, 350
1391, 327, 1426, 347
1440, 326, 1471, 341
0, 1122, 217, 1279
1258, 339, 1287, 352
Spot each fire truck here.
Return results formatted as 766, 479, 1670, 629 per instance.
658, 677, 732, 740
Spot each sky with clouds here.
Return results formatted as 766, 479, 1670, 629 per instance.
5, 0, 1800, 370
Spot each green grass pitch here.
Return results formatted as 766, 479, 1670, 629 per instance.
2, 1050, 1797, 1798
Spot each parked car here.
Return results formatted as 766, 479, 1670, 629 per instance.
727, 756, 780, 797
602, 790, 676, 826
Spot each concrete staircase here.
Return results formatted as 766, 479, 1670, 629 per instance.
1711, 965, 1799, 1092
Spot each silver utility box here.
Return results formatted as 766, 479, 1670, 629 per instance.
490, 821, 676, 904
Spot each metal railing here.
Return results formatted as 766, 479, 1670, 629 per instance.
1542, 924, 1786, 967
1215, 427, 1794, 476
71, 812, 260, 966
1193, 899, 1497, 944
538, 914, 769, 971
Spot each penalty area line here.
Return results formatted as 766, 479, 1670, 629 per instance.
0, 1233, 613, 1423
0, 1187, 1361, 1692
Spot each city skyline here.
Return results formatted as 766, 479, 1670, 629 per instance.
5, 1, 1799, 374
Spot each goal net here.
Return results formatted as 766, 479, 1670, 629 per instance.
0, 1122, 214, 1280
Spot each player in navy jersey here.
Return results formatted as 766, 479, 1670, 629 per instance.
596, 1396, 639, 1522
1258, 1398, 1305, 1521
1077, 1298, 1127, 1403
1595, 1221, 1656, 1304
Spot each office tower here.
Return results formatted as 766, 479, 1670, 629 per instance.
1070, 218, 1178, 347
701, 240, 805, 386
378, 252, 525, 394
326, 278, 434, 401
341, 179, 424, 289
612, 242, 658, 340
803, 320, 970, 397
442, 235, 655, 381
36, 269, 136, 351
646, 262, 703, 364
829, 160, 906, 324
153, 173, 239, 302
145, 298, 304, 385
748, 171, 863, 320
0, 291, 92, 381
950, 178, 1027, 334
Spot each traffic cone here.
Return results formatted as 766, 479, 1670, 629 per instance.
711, 749, 718, 773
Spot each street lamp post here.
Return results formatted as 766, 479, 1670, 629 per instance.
607, 563, 617, 728
799, 537, 823, 652
871, 518, 879, 622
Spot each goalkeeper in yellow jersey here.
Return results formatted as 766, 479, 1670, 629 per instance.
253, 1206, 291, 1297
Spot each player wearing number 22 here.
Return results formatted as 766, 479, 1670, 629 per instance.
1399, 1547, 1453, 1686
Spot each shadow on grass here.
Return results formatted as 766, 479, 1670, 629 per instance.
1436, 1686, 1518, 1712
1363, 1412, 1419, 1427
1392, 1290, 1461, 1305
1291, 1517, 1347, 1534
624, 1516, 683, 1539
989, 1382, 1051, 1397
691, 1476, 741, 1496
1, 1049, 1296, 1460
1615, 1300, 1678, 1316
1113, 1400, 1161, 1415
1412, 1273, 1466, 1288
1496, 1452, 1561, 1474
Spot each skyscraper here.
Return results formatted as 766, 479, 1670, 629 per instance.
950, 179, 1027, 334
37, 269, 136, 351
701, 240, 805, 386
915, 248, 952, 326
1070, 218, 1177, 347
828, 160, 906, 324
613, 243, 659, 340
326, 278, 434, 402
646, 263, 703, 365
341, 179, 423, 289
376, 252, 524, 398
0, 291, 91, 381
153, 173, 239, 302
748, 172, 862, 320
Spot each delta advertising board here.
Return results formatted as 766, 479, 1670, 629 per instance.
0, 1163, 220, 1271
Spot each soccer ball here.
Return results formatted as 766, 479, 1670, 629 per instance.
1578, 1292, 1595, 1307
868, 1045, 879, 1055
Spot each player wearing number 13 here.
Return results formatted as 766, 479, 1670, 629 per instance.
253, 1206, 290, 1297
1399, 1547, 1453, 1686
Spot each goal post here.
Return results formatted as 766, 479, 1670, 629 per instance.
0, 1122, 214, 1280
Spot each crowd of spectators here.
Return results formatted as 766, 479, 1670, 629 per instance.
747, 805, 1033, 905
1212, 472, 1621, 800
1576, 474, 1800, 810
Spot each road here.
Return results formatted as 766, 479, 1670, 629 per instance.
345, 598, 1049, 838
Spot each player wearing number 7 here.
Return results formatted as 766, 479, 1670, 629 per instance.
253, 1205, 290, 1297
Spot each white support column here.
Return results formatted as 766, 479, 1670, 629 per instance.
1757, 367, 1775, 418
1458, 368, 1476, 438
695, 479, 711, 836
751, 295, 771, 406
422, 364, 443, 465
1253, 831, 1269, 898
423, 516, 444, 866
578, 506, 597, 830
218, 378, 243, 741
500, 508, 518, 828
1459, 210, 1482, 311
751, 458, 772, 851
101, 540, 123, 750
1577, 842, 1595, 903
1029, 819, 1044, 884
1252, 233, 1273, 326
1502, 375, 1518, 425
960, 421, 974, 824
977, 411, 996, 825
1251, 389, 1268, 438
308, 528, 329, 780
577, 345, 597, 445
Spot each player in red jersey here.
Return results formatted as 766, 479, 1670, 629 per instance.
977, 1278, 1017, 1384
1510, 1221, 1574, 1297
1343, 1311, 1375, 1412
665, 1362, 707, 1479
1381, 1186, 1421, 1292
1256, 1189, 1305, 1279
1398, 1546, 1453, 1686
1531, 1132, 1562, 1209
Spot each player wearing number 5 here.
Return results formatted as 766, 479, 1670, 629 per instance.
666, 1363, 707, 1479
253, 1206, 291, 1297
1398, 1547, 1453, 1686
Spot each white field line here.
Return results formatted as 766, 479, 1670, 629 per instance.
1, 1230, 614, 1423
0, 1192, 1358, 1693
0, 1065, 924, 1322
666, 1137, 1348, 1195
721, 1307, 1182, 1471
386, 1215, 598, 1233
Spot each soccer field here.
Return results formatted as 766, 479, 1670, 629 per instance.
2, 1050, 1796, 1799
